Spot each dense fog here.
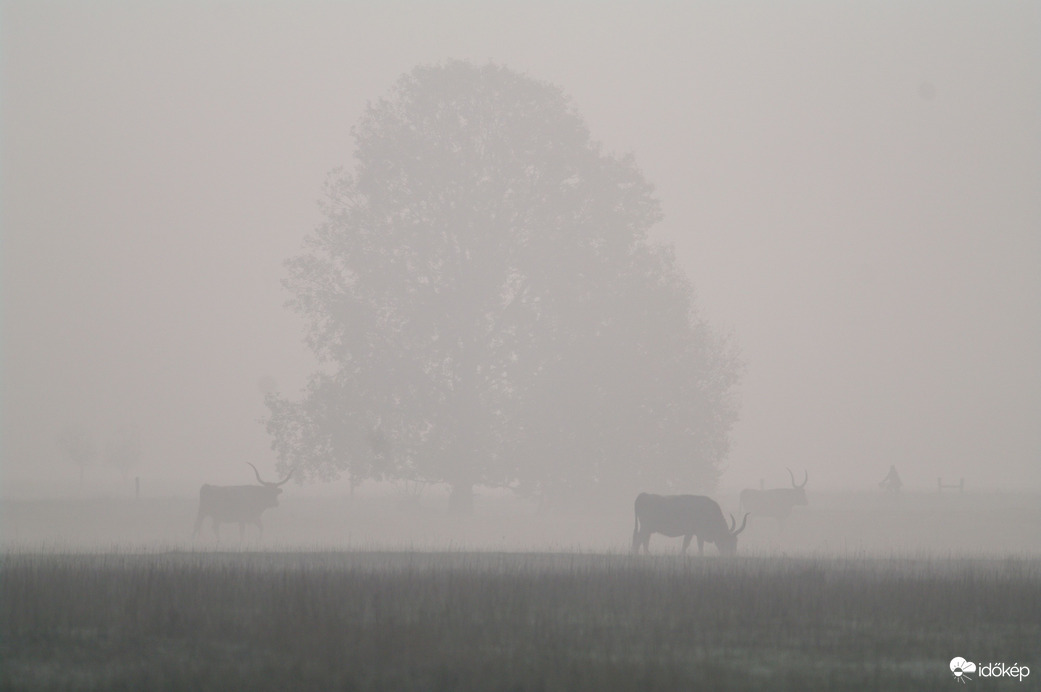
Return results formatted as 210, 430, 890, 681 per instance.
1, 2, 1038, 554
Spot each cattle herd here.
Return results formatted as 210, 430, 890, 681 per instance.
194, 465, 810, 555
630, 469, 809, 555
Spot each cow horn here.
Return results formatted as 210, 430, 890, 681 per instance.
248, 462, 266, 485
787, 467, 809, 488
247, 462, 292, 487
731, 512, 750, 537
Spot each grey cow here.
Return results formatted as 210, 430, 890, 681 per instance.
632, 493, 749, 556
739, 468, 809, 530
193, 463, 293, 540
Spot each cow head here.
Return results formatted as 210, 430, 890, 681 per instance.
715, 512, 749, 556
787, 467, 809, 505
248, 462, 293, 506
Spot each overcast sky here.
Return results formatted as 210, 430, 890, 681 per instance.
2, 1, 1038, 495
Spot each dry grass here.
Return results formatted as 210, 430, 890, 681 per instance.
2, 550, 1039, 691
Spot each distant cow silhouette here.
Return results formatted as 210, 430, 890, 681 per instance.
193, 463, 292, 540
739, 468, 808, 529
632, 493, 749, 556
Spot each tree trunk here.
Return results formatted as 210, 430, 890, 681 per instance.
448, 482, 474, 516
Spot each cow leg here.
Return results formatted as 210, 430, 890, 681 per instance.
631, 529, 649, 554
697, 537, 705, 556
255, 518, 264, 540
633, 528, 649, 554
681, 534, 692, 554
192, 513, 205, 539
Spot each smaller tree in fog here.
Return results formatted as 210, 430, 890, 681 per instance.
56, 425, 96, 486
105, 423, 142, 483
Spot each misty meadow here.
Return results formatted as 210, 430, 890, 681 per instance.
3, 2, 1039, 691
2, 490, 1040, 690
3, 549, 1040, 692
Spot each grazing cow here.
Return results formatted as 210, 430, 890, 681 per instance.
193, 463, 292, 540
631, 493, 749, 556
739, 468, 808, 529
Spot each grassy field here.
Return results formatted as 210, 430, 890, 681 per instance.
2, 550, 1039, 691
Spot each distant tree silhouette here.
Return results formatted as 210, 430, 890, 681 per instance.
105, 423, 142, 483
266, 61, 741, 513
56, 425, 96, 486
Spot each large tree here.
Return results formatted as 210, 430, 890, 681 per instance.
267, 61, 740, 513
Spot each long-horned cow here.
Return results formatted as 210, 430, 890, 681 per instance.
739, 468, 808, 529
193, 463, 293, 540
631, 493, 749, 556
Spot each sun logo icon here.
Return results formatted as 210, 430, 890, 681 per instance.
950, 657, 976, 683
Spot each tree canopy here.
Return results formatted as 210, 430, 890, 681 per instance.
266, 61, 741, 513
